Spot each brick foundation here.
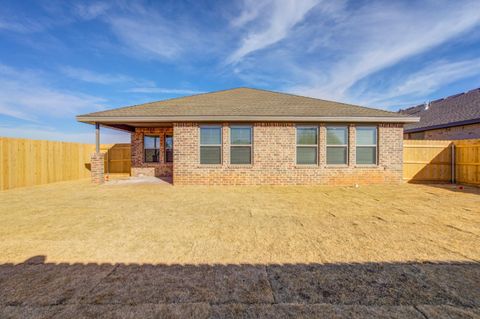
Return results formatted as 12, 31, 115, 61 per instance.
172, 122, 404, 185
91, 152, 105, 184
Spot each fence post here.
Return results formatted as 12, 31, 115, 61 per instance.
451, 143, 455, 184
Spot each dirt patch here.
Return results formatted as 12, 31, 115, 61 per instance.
0, 181, 478, 265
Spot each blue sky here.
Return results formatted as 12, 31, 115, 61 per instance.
1, 0, 480, 143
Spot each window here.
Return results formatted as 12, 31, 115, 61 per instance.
165, 135, 173, 163
144, 135, 160, 163
230, 126, 252, 164
296, 126, 318, 165
200, 126, 222, 164
326, 126, 348, 165
356, 126, 377, 165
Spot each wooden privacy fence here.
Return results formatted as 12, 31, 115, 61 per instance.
403, 139, 480, 185
0, 137, 131, 191
104, 143, 131, 174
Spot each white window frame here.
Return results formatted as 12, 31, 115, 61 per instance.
199, 125, 222, 165
230, 125, 253, 165
326, 125, 349, 166
355, 126, 378, 165
296, 125, 319, 165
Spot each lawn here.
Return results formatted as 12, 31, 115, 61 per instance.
0, 180, 478, 265
1, 181, 479, 318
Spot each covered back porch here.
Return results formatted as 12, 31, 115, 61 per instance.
87, 121, 175, 184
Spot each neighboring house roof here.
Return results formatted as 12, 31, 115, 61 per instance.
77, 87, 417, 125
401, 88, 480, 133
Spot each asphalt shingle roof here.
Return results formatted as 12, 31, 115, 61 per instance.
401, 88, 480, 132
78, 87, 408, 119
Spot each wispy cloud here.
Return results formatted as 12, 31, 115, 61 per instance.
287, 0, 480, 102
127, 87, 203, 95
0, 123, 130, 144
100, 3, 212, 61
74, 2, 110, 20
0, 15, 47, 33
0, 65, 106, 122
60, 66, 133, 85
356, 58, 480, 109
227, 0, 319, 64
107, 16, 183, 60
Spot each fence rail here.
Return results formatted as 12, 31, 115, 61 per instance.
403, 139, 480, 185
0, 138, 130, 191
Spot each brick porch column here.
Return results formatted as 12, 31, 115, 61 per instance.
91, 152, 105, 184
91, 123, 104, 184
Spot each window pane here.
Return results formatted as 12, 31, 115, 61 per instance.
200, 146, 221, 164
356, 146, 376, 165
327, 147, 347, 164
200, 127, 221, 145
231, 146, 251, 164
144, 136, 159, 149
297, 128, 317, 145
356, 127, 377, 145
327, 127, 347, 145
231, 127, 251, 145
165, 135, 173, 149
165, 149, 173, 163
297, 147, 317, 164
145, 149, 159, 162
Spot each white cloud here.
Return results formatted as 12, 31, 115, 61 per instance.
74, 2, 110, 20
227, 0, 319, 64
107, 16, 181, 59
288, 0, 480, 101
0, 65, 106, 122
127, 87, 203, 95
60, 66, 133, 85
0, 124, 130, 144
357, 58, 480, 109
0, 16, 47, 33
103, 3, 210, 62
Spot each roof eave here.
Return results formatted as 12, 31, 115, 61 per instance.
76, 115, 419, 124
404, 118, 480, 133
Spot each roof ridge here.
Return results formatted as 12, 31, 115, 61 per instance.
429, 87, 480, 104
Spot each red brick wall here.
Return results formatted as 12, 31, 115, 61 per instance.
404, 123, 480, 140
131, 127, 173, 177
172, 122, 403, 185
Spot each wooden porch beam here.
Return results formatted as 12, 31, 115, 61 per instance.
100, 123, 135, 133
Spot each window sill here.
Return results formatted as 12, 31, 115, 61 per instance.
143, 162, 173, 165
197, 164, 223, 168
227, 164, 254, 168
355, 164, 379, 168
325, 164, 349, 168
295, 165, 319, 169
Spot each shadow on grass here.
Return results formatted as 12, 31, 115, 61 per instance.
0, 256, 479, 318
407, 182, 480, 195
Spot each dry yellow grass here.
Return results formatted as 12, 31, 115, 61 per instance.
0, 180, 478, 265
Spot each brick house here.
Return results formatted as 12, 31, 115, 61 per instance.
77, 88, 418, 185
402, 88, 480, 140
